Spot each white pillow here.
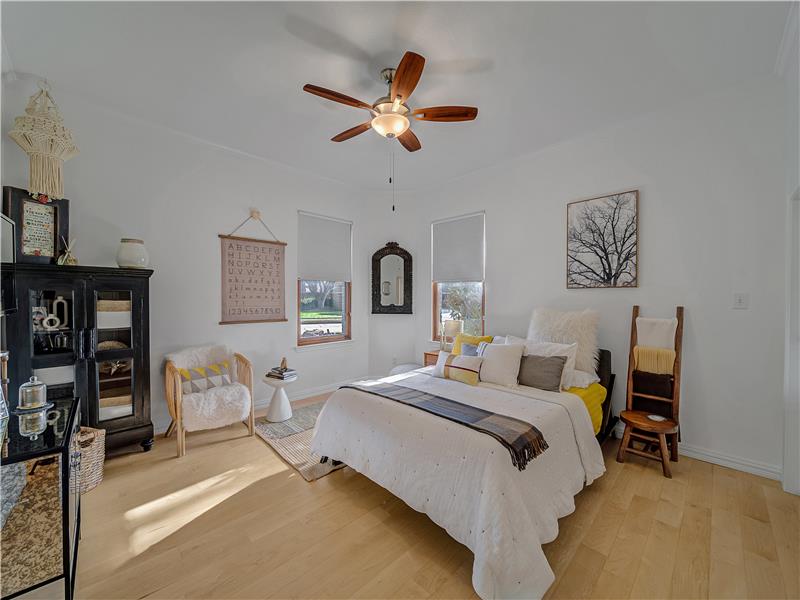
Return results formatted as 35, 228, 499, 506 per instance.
506, 335, 577, 390
479, 343, 524, 387
565, 369, 600, 389
490, 335, 507, 345
527, 308, 599, 373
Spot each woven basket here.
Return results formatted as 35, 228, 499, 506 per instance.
74, 427, 105, 494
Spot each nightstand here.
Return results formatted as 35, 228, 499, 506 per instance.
423, 351, 440, 366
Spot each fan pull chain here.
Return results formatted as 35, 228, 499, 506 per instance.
391, 151, 396, 212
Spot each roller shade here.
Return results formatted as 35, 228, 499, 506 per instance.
298, 211, 352, 282
432, 212, 485, 282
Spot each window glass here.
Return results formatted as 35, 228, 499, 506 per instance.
298, 280, 349, 342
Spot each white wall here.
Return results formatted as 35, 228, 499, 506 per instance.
1, 81, 373, 432
1, 73, 791, 479
372, 78, 788, 476
780, 4, 800, 493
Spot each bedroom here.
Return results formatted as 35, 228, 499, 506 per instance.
0, 1, 797, 599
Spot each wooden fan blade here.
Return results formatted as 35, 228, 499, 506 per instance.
331, 122, 372, 142
397, 129, 421, 152
391, 52, 425, 102
303, 84, 373, 110
412, 106, 478, 122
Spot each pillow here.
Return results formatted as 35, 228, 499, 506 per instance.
179, 360, 232, 394
432, 352, 482, 386
452, 333, 493, 355
479, 343, 524, 386
565, 369, 601, 389
518, 355, 567, 392
527, 308, 599, 373
490, 335, 507, 345
460, 343, 480, 357
506, 335, 577, 390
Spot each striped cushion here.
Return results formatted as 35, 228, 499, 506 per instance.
432, 352, 482, 386
179, 361, 232, 394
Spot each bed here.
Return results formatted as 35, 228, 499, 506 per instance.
311, 350, 613, 599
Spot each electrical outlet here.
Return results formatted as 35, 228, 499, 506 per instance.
732, 292, 749, 310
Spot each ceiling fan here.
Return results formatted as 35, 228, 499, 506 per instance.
303, 51, 478, 152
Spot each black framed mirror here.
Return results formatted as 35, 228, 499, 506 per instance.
371, 242, 412, 314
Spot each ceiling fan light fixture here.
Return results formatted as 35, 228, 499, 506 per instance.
371, 112, 410, 139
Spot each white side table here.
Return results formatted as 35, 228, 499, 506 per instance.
263, 376, 295, 422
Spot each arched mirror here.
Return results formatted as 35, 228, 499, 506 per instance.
371, 242, 412, 314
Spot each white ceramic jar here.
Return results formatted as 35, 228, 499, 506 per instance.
116, 238, 149, 269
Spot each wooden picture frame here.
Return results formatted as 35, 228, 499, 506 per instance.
219, 234, 287, 325
567, 189, 638, 289
2, 186, 69, 265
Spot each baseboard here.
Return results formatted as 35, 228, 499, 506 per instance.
679, 443, 782, 481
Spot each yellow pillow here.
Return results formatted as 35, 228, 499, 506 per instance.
452, 333, 493, 355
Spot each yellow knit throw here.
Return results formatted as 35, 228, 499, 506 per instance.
633, 346, 675, 375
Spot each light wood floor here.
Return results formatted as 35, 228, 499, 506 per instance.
75, 398, 798, 599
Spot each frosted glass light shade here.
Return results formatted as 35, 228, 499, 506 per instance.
371, 113, 410, 138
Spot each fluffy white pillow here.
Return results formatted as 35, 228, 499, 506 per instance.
565, 369, 600, 389
527, 308, 599, 373
506, 335, 577, 390
479, 343, 524, 387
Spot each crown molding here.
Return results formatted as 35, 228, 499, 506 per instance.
775, 2, 799, 76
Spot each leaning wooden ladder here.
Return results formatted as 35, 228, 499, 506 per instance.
616, 305, 684, 478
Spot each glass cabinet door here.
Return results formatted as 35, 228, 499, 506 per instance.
23, 280, 85, 404
91, 290, 138, 423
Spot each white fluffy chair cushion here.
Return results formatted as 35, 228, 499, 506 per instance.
166, 345, 236, 378
180, 382, 251, 432
527, 308, 599, 373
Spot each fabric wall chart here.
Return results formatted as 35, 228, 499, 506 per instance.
219, 210, 287, 325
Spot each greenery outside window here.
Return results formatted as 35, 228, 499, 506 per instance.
298, 279, 351, 345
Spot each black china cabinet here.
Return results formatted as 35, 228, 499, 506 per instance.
2, 263, 153, 454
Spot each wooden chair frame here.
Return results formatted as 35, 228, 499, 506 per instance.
617, 305, 684, 477
164, 352, 255, 457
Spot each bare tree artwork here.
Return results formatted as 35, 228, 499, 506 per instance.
567, 191, 638, 288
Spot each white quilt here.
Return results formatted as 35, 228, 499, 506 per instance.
311, 368, 605, 599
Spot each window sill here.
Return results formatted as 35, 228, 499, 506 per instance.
294, 338, 355, 352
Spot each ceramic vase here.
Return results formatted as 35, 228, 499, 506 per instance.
116, 238, 149, 269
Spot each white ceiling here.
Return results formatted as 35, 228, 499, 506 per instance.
1, 2, 790, 190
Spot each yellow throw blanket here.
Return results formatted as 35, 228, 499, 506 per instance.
566, 383, 607, 435
634, 345, 675, 375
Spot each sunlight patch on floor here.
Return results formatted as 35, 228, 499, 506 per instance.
124, 461, 288, 555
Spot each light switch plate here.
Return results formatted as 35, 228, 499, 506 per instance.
732, 292, 749, 310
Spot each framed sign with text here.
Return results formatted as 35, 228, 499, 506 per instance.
2, 186, 69, 265
219, 234, 287, 325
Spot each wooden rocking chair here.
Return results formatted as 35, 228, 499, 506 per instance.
617, 305, 684, 478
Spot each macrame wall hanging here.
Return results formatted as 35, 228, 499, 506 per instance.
8, 81, 79, 200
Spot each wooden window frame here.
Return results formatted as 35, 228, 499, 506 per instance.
297, 280, 352, 346
431, 281, 486, 342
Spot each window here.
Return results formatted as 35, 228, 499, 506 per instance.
433, 281, 484, 338
297, 212, 352, 346
431, 212, 486, 341
298, 280, 350, 344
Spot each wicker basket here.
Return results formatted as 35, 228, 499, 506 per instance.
74, 427, 105, 494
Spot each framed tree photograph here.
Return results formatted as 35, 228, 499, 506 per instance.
567, 190, 638, 288
2, 186, 69, 265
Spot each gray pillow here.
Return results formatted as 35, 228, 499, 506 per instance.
460, 343, 479, 356
518, 355, 567, 392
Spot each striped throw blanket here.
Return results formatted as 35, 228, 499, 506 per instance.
341, 382, 548, 470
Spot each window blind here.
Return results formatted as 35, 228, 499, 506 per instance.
431, 212, 485, 282
298, 211, 352, 282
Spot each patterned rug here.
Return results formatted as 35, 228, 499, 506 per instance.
254, 402, 344, 482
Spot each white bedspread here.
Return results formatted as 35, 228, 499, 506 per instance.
311, 368, 605, 599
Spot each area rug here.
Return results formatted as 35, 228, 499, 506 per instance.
254, 401, 344, 482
